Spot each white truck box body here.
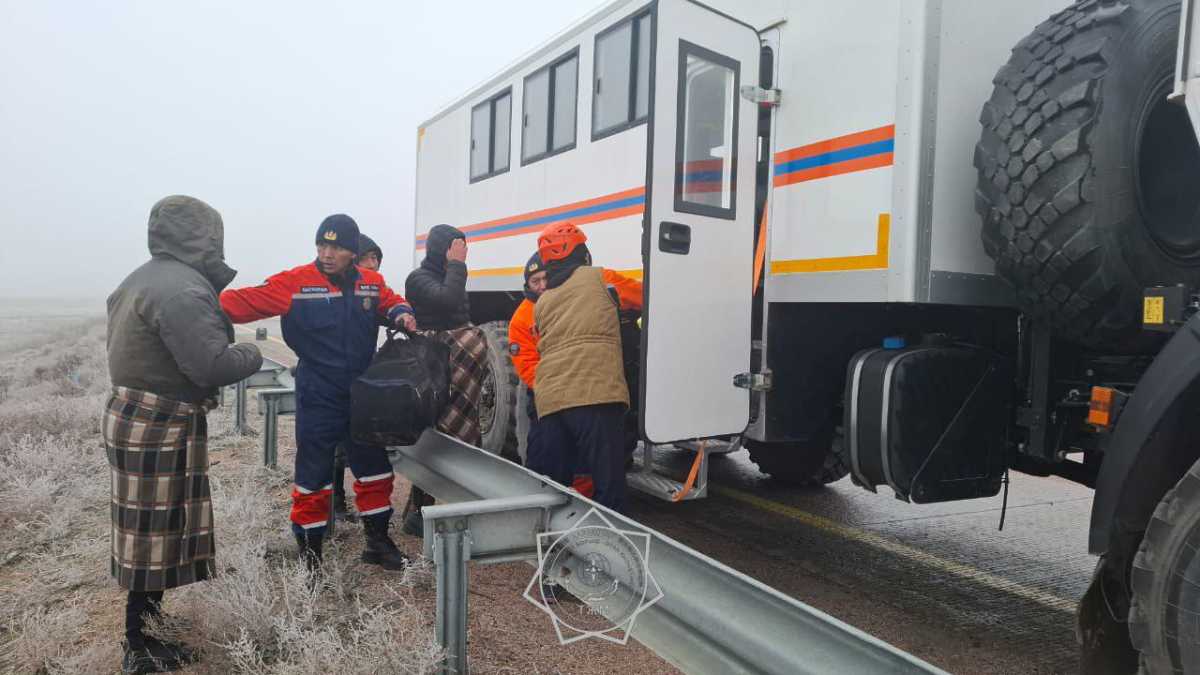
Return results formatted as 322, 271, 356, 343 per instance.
414, 0, 1061, 305
413, 0, 1065, 444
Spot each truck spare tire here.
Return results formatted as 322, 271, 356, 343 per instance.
975, 0, 1200, 350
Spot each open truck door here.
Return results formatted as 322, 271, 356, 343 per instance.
640, 1, 760, 444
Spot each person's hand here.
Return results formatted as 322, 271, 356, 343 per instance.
447, 238, 468, 263
397, 313, 417, 332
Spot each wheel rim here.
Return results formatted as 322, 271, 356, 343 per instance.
478, 365, 497, 438
1135, 78, 1200, 264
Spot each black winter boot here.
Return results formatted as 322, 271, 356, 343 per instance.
401, 486, 432, 538
361, 515, 410, 570
122, 640, 189, 674
124, 591, 191, 673
294, 529, 324, 574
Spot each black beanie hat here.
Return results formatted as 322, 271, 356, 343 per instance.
357, 233, 382, 261
315, 214, 360, 254
523, 252, 543, 283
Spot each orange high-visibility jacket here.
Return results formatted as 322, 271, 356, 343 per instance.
507, 269, 641, 390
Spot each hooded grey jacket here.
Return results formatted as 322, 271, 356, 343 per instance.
107, 196, 263, 403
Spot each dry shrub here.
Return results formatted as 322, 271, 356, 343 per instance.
161, 468, 441, 674
0, 320, 440, 674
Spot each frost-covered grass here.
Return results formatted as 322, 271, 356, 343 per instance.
0, 320, 440, 674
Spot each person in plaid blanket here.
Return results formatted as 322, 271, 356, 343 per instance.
402, 224, 489, 536
106, 195, 264, 673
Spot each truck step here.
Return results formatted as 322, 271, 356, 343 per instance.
627, 443, 709, 502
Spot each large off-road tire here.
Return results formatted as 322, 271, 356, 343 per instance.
1129, 457, 1200, 673
975, 0, 1200, 350
478, 320, 519, 461
747, 426, 848, 487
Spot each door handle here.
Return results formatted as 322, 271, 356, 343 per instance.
659, 221, 691, 255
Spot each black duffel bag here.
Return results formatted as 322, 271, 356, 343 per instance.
351, 329, 450, 446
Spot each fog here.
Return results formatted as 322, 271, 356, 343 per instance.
0, 1, 592, 301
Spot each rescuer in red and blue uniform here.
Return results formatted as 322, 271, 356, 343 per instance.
220, 214, 416, 572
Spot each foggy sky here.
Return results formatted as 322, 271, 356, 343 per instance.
0, 1, 592, 301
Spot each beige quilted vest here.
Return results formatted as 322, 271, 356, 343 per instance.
533, 266, 630, 418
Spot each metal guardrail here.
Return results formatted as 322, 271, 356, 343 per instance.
228, 357, 296, 467
258, 386, 296, 467
394, 431, 947, 675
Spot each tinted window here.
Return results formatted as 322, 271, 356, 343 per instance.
675, 45, 738, 217
552, 57, 578, 151
523, 70, 550, 161
634, 13, 652, 119
469, 90, 511, 182
470, 102, 491, 179
493, 93, 511, 172
592, 10, 653, 139
522, 50, 578, 164
594, 23, 632, 135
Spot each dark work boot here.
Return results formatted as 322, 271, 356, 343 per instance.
294, 530, 324, 574
401, 509, 423, 538
124, 591, 190, 673
400, 486, 432, 538
361, 516, 410, 570
122, 640, 188, 674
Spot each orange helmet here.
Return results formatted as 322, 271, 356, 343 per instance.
537, 222, 588, 263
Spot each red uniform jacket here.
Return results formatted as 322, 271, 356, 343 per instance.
220, 262, 411, 382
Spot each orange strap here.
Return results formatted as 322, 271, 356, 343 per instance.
752, 203, 769, 295
672, 441, 707, 502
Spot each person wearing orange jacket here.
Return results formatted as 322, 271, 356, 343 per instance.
524, 222, 640, 511
509, 252, 642, 497
510, 256, 642, 392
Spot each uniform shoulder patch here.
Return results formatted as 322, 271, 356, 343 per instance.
509, 342, 520, 355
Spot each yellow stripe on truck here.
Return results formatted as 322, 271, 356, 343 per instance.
770, 213, 890, 275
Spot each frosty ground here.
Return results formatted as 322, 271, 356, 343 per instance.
0, 317, 674, 674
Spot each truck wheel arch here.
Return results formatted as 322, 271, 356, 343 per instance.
1090, 316, 1200, 556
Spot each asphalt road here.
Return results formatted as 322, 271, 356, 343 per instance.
628, 447, 1092, 674
236, 322, 1093, 674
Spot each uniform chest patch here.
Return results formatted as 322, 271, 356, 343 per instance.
509, 343, 520, 355
363, 297, 372, 310
300, 285, 331, 294
358, 284, 380, 292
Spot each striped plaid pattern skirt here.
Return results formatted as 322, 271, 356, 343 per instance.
420, 325, 488, 446
103, 387, 215, 591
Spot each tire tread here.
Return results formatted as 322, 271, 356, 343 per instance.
975, 0, 1132, 347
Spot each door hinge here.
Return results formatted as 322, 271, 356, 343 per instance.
739, 85, 781, 107
734, 370, 773, 391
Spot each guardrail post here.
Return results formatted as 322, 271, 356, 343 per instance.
434, 518, 470, 675
262, 396, 279, 468
234, 379, 248, 434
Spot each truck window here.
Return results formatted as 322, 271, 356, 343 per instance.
592, 8, 652, 140
674, 42, 738, 218
470, 89, 511, 182
522, 49, 579, 165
